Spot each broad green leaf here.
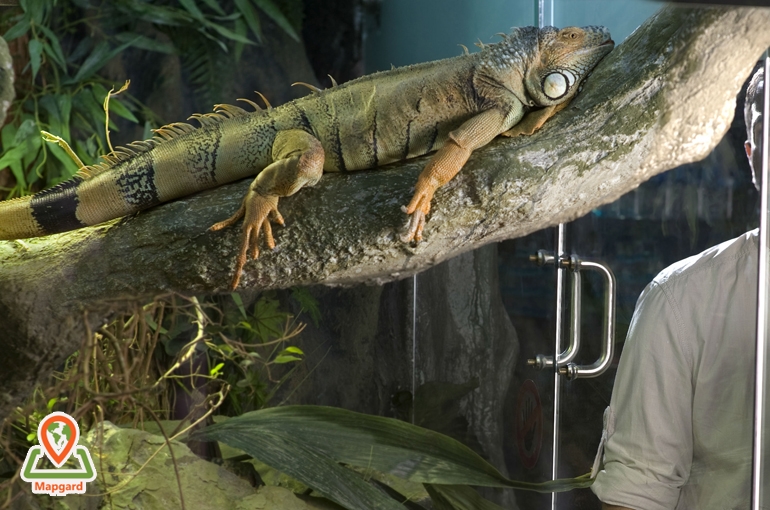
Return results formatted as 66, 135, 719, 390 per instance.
282, 346, 304, 355
425, 484, 504, 510
198, 420, 407, 510
28, 39, 42, 79
196, 406, 594, 493
251, 296, 289, 341
252, 0, 300, 41
233, 0, 263, 43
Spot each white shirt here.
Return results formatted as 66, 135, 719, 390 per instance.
591, 230, 757, 510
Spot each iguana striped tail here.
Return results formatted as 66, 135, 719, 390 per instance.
0, 104, 271, 241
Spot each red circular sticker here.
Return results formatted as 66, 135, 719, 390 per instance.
515, 379, 543, 469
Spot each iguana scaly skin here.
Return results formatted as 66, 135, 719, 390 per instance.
0, 25, 614, 289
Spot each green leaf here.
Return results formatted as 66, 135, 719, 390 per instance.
46, 140, 81, 178
210, 362, 225, 377
233, 18, 247, 62
141, 120, 153, 141
195, 406, 594, 493
1, 123, 16, 149
282, 346, 304, 355
25, 0, 44, 24
37, 24, 67, 72
251, 296, 289, 341
233, 0, 263, 43
272, 355, 302, 364
231, 292, 248, 319
108, 97, 139, 124
426, 484, 504, 510
114, 33, 176, 54
201, 18, 254, 45
28, 39, 42, 80
69, 39, 137, 84
0, 144, 30, 186
198, 415, 408, 510
252, 0, 300, 41
13, 119, 37, 146
291, 287, 321, 326
4, 15, 30, 41
199, 0, 226, 15
144, 313, 168, 334
179, 0, 205, 20
116, 2, 190, 26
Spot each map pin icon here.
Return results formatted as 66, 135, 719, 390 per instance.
38, 412, 80, 468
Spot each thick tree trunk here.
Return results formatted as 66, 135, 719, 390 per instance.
0, 5, 768, 420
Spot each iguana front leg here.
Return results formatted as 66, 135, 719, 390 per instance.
402, 107, 521, 242
501, 100, 570, 137
210, 129, 324, 289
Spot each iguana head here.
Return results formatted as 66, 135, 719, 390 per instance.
526, 25, 614, 106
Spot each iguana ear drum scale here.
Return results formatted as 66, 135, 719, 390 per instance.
0, 25, 613, 289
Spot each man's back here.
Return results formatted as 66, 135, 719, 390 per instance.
592, 230, 757, 509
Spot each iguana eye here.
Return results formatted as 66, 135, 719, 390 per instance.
542, 72, 569, 100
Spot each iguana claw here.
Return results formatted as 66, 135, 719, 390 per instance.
401, 206, 426, 243
210, 192, 283, 289
401, 177, 436, 243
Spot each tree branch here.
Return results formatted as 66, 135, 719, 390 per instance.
1, 5, 768, 420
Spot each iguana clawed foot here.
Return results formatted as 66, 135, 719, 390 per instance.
210, 191, 284, 290
400, 181, 436, 243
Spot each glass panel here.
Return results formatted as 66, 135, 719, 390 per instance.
360, 3, 758, 508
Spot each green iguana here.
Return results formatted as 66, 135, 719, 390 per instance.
0, 25, 613, 289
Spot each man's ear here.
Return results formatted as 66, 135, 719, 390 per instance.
746, 140, 752, 159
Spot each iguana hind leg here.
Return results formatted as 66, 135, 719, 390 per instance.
210, 129, 324, 289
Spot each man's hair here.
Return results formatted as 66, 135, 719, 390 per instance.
745, 63, 764, 143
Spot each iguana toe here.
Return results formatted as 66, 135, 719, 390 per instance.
401, 207, 426, 243
218, 193, 283, 289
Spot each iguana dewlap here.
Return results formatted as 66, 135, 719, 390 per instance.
0, 25, 614, 289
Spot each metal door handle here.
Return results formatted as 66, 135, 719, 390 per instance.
527, 252, 616, 380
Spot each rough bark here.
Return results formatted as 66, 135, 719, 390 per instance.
0, 5, 768, 419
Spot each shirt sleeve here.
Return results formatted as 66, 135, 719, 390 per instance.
591, 280, 694, 510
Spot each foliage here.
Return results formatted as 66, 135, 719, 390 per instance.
0, 0, 302, 198
0, 289, 316, 508
196, 406, 595, 510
